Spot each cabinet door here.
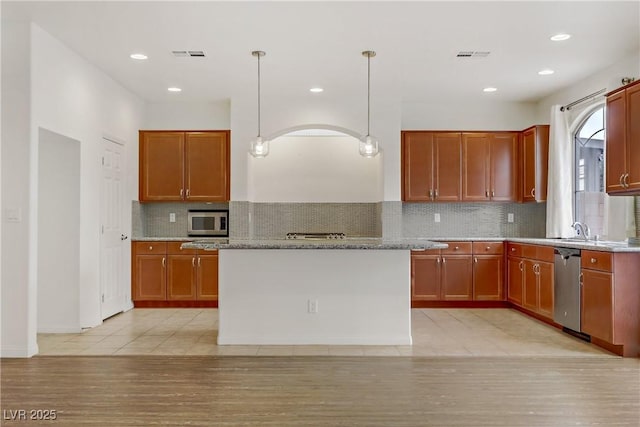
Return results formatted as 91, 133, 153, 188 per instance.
537, 261, 554, 319
473, 255, 504, 301
605, 91, 627, 193
197, 254, 218, 300
402, 132, 434, 201
462, 133, 490, 201
522, 260, 539, 312
167, 255, 197, 300
626, 84, 640, 190
185, 131, 230, 201
411, 253, 441, 300
441, 255, 473, 300
134, 255, 166, 300
139, 131, 185, 201
433, 133, 462, 201
490, 132, 518, 201
521, 128, 537, 202
581, 269, 614, 342
507, 257, 524, 305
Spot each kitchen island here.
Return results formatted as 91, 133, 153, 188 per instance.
183, 238, 447, 345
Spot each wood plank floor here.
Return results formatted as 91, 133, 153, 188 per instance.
2, 356, 639, 426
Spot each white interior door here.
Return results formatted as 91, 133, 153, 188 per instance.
100, 138, 127, 319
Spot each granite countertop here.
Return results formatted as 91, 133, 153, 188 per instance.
134, 236, 640, 252
182, 238, 449, 250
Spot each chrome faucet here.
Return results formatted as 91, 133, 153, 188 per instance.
571, 222, 590, 241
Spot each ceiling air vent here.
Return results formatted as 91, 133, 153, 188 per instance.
456, 51, 491, 58
171, 50, 206, 57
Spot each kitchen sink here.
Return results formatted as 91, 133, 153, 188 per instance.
555, 238, 629, 247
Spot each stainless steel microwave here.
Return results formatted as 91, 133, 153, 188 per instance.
187, 210, 229, 237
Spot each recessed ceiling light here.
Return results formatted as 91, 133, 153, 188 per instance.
550, 33, 571, 41
167, 87, 182, 92
130, 53, 148, 60
538, 69, 555, 75
483, 87, 497, 93
309, 87, 324, 93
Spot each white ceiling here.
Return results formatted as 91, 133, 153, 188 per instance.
4, 1, 639, 105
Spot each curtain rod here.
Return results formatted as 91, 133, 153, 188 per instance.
560, 88, 607, 111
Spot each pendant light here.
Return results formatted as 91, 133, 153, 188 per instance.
249, 50, 269, 158
360, 50, 379, 158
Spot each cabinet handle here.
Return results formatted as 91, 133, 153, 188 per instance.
192, 257, 196, 267
491, 190, 495, 198
519, 260, 523, 271
485, 190, 489, 198
454, 246, 460, 250
590, 258, 597, 264
162, 257, 166, 268
198, 258, 201, 267
434, 189, 438, 198
486, 246, 491, 251
531, 188, 535, 197
579, 272, 584, 284
180, 188, 184, 198
474, 257, 478, 263
429, 189, 433, 199
620, 174, 625, 187
442, 257, 446, 264
437, 257, 441, 264
148, 245, 153, 250
186, 188, 190, 198
511, 247, 516, 252
624, 173, 630, 188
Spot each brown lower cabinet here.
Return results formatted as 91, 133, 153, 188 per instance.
411, 241, 504, 303
132, 241, 218, 306
580, 250, 640, 357
507, 243, 554, 320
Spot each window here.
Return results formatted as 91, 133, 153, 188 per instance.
573, 105, 605, 236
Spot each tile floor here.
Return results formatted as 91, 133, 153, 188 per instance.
37, 308, 614, 357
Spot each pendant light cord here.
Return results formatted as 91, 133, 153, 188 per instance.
367, 52, 371, 137
257, 53, 261, 138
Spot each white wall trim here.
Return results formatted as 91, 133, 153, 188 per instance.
265, 123, 363, 141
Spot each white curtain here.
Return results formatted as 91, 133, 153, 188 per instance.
603, 188, 637, 241
546, 105, 574, 238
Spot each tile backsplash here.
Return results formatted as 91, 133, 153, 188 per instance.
133, 200, 547, 240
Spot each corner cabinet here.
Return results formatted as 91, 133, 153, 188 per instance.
139, 130, 230, 202
132, 241, 218, 307
462, 132, 518, 202
606, 81, 640, 194
521, 125, 549, 202
401, 131, 462, 202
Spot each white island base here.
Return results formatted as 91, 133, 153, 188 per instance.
218, 249, 412, 345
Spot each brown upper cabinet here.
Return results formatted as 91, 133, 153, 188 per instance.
139, 130, 230, 202
462, 132, 518, 202
401, 132, 462, 202
521, 125, 549, 202
606, 81, 640, 194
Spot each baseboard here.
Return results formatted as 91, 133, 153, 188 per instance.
412, 301, 511, 308
37, 326, 83, 333
133, 300, 218, 308
1, 345, 38, 358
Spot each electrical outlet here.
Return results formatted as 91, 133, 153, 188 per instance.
507, 213, 514, 223
434, 213, 441, 223
169, 213, 176, 223
308, 299, 318, 314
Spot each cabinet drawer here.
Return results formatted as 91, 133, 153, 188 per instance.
522, 244, 554, 262
582, 250, 613, 272
134, 241, 167, 255
441, 241, 472, 255
167, 241, 197, 255
507, 243, 522, 257
473, 241, 504, 255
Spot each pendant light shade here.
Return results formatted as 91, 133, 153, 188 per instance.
249, 50, 269, 158
360, 50, 379, 158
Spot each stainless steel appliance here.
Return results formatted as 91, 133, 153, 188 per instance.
187, 210, 228, 237
553, 247, 582, 333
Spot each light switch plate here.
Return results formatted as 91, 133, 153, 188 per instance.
169, 213, 176, 223
507, 213, 514, 223
434, 213, 441, 223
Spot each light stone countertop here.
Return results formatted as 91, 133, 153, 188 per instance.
182, 238, 449, 251
133, 236, 640, 252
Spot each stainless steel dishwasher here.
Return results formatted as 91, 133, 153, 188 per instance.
553, 247, 582, 334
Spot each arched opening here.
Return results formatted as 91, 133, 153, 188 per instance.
247, 125, 384, 202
